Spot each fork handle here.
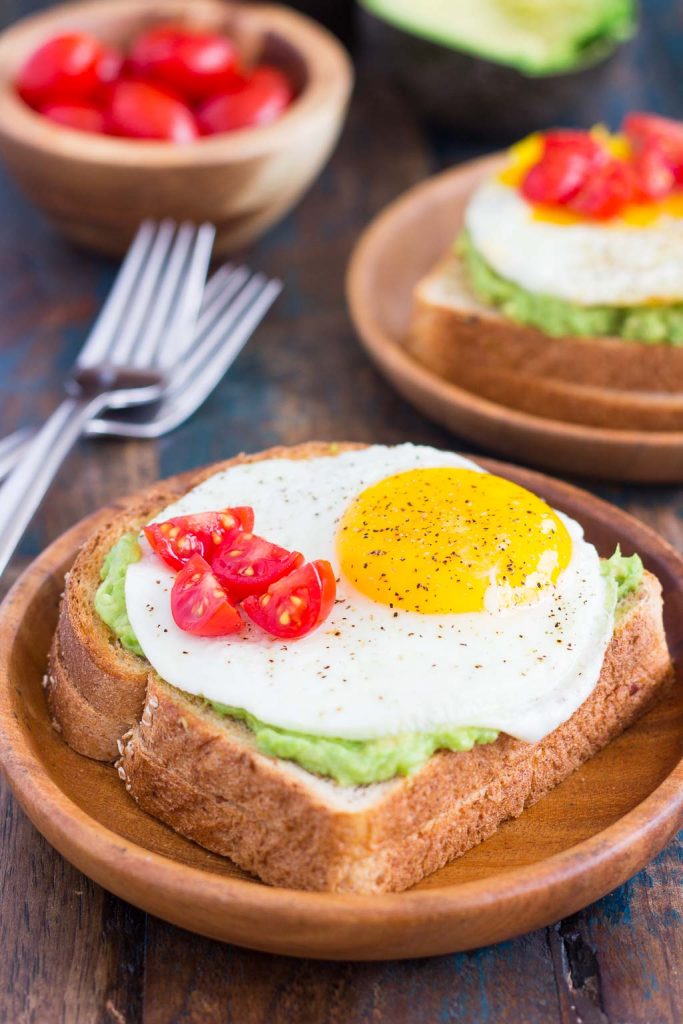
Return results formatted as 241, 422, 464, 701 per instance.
0, 396, 99, 577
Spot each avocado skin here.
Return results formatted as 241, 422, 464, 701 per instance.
359, 10, 632, 142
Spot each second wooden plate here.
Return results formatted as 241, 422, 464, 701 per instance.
0, 459, 681, 959
346, 159, 683, 483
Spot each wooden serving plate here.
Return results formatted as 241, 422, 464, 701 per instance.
346, 158, 683, 483
0, 457, 682, 960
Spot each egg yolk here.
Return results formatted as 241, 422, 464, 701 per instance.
337, 468, 572, 615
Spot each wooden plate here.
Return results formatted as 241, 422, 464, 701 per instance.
346, 158, 683, 483
0, 459, 682, 960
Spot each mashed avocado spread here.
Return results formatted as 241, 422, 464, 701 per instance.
460, 232, 683, 344
95, 533, 643, 785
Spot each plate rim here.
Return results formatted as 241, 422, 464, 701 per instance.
0, 460, 682, 959
345, 157, 683, 468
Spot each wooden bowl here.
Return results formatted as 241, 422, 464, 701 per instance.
0, 0, 353, 256
0, 457, 682, 959
347, 159, 683, 483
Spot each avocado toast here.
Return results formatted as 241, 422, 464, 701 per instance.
46, 443, 673, 893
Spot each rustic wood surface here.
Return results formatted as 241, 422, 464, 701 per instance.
0, 0, 681, 1020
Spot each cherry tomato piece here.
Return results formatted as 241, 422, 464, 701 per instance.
633, 140, 676, 199
107, 80, 198, 141
542, 130, 606, 160
242, 560, 336, 640
129, 24, 241, 102
171, 555, 242, 636
17, 32, 116, 108
39, 101, 106, 133
144, 507, 254, 571
211, 533, 304, 599
196, 66, 293, 134
566, 159, 636, 219
624, 112, 683, 184
521, 150, 591, 205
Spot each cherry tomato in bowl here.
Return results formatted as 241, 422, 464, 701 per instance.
196, 66, 293, 135
129, 24, 241, 102
106, 80, 198, 142
39, 101, 106, 133
16, 32, 118, 108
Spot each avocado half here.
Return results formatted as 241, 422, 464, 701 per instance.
359, 0, 637, 140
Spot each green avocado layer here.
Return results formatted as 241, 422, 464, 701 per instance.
360, 0, 635, 75
460, 232, 683, 345
95, 534, 643, 786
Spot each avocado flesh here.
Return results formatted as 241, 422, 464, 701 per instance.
461, 232, 683, 345
95, 534, 642, 786
360, 0, 636, 74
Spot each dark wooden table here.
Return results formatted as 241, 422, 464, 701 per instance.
1, 2, 682, 1021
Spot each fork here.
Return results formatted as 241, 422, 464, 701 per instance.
0, 262, 281, 473
0, 219, 216, 576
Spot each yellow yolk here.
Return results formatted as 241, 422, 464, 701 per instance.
337, 468, 572, 615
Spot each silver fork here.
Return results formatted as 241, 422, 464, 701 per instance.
0, 263, 282, 476
0, 219, 216, 576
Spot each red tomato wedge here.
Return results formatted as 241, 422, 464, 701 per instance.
242, 560, 336, 640
566, 159, 636, 219
40, 101, 106, 133
625, 112, 683, 186
171, 555, 242, 636
196, 66, 293, 134
106, 80, 198, 141
521, 130, 612, 208
17, 32, 117, 108
144, 507, 254, 570
211, 533, 304, 599
129, 25, 241, 102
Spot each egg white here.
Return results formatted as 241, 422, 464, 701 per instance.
465, 177, 683, 307
125, 444, 615, 744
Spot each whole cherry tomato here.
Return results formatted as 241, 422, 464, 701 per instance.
196, 66, 293, 134
39, 101, 106, 133
17, 32, 118, 108
129, 25, 241, 102
106, 80, 198, 141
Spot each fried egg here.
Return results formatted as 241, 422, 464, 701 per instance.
125, 444, 615, 744
465, 176, 683, 307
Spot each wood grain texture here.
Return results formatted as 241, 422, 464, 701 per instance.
0, 0, 681, 1018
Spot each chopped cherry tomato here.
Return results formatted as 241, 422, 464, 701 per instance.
39, 101, 106, 133
243, 560, 336, 640
171, 555, 242, 636
633, 140, 676, 199
144, 507, 254, 571
566, 159, 636, 219
196, 66, 293, 134
106, 80, 198, 141
624, 112, 683, 184
211, 533, 303, 599
542, 130, 606, 160
521, 130, 611, 207
129, 24, 241, 102
17, 32, 117, 108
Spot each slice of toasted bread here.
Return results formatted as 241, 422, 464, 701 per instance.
407, 254, 683, 430
116, 573, 671, 893
46, 443, 673, 893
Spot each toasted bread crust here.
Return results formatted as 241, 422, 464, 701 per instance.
47, 443, 363, 760
118, 574, 672, 893
407, 255, 683, 430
